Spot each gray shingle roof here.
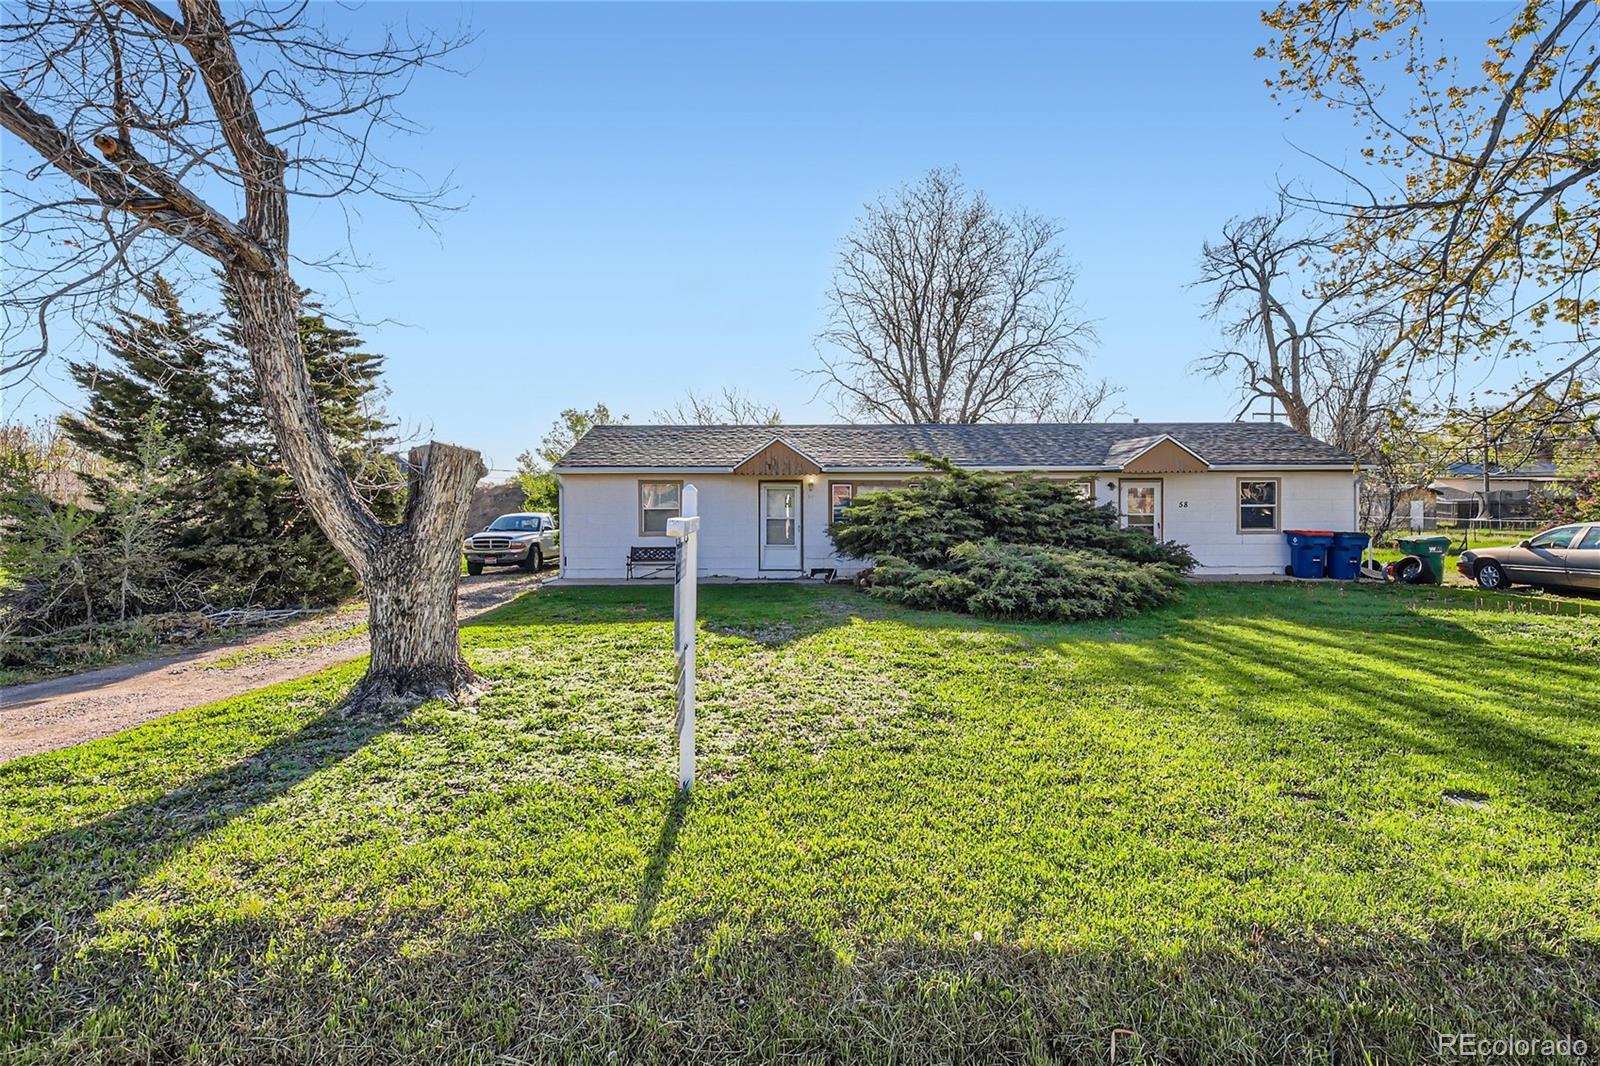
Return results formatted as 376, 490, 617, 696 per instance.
553, 422, 1352, 471
1444, 461, 1559, 479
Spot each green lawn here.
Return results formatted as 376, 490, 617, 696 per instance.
3, 582, 1598, 1062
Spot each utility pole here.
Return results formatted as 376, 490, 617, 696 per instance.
1249, 396, 1286, 423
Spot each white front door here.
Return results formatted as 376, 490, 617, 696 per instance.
760, 483, 802, 570
1121, 480, 1162, 540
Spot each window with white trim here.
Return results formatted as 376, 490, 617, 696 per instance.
829, 482, 854, 524
828, 481, 905, 525
1238, 479, 1280, 531
639, 481, 681, 535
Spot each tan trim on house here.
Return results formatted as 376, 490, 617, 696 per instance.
1236, 476, 1282, 535
732, 438, 823, 477
638, 478, 683, 537
1119, 436, 1210, 474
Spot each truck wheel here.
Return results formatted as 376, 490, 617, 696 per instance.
466, 559, 483, 576
1475, 560, 1507, 590
520, 547, 541, 572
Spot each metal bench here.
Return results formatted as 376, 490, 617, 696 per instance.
626, 545, 678, 580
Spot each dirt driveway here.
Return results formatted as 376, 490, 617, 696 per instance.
0, 570, 540, 764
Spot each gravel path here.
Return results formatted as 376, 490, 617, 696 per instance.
0, 570, 540, 764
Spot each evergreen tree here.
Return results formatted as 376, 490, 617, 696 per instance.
60, 276, 230, 497
59, 277, 404, 607
208, 282, 405, 603
218, 287, 399, 458
1, 414, 181, 633
96, 415, 184, 621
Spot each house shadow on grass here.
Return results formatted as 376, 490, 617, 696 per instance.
470, 578, 1533, 652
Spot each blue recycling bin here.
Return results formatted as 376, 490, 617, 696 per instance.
1284, 530, 1334, 578
1327, 531, 1371, 581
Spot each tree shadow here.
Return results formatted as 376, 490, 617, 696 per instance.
2, 693, 407, 978
633, 787, 691, 932
1107, 618, 1599, 814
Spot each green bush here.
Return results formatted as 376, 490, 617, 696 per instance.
1, 415, 180, 634
832, 457, 1193, 621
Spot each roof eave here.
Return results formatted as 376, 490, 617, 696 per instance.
552, 464, 736, 475
554, 461, 1356, 475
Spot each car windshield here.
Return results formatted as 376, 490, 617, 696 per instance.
487, 515, 540, 532
1530, 525, 1581, 549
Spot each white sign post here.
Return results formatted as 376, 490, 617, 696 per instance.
665, 484, 700, 791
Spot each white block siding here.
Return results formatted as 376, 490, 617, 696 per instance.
557, 469, 1359, 580
557, 473, 834, 579
1094, 469, 1360, 576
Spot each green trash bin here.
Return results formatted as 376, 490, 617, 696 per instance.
1395, 535, 1452, 584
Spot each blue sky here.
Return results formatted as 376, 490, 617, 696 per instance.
5, 1, 1503, 477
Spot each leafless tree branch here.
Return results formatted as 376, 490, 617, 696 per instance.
810, 169, 1098, 424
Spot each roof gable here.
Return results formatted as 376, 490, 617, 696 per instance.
730, 438, 823, 477
1115, 435, 1210, 473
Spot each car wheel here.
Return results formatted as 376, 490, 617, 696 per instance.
1395, 556, 1427, 585
1475, 560, 1507, 590
520, 546, 541, 572
466, 559, 483, 576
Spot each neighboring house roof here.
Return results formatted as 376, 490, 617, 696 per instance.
552, 422, 1352, 472
1442, 461, 1560, 481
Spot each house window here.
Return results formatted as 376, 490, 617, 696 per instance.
765, 485, 797, 545
639, 480, 681, 535
1238, 479, 1280, 532
830, 483, 855, 523
828, 480, 906, 525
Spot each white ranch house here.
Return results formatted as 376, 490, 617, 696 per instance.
551, 422, 1359, 580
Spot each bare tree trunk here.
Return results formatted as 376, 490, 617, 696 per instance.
225, 269, 384, 562
2, 0, 488, 706
226, 266, 485, 706
358, 444, 484, 704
